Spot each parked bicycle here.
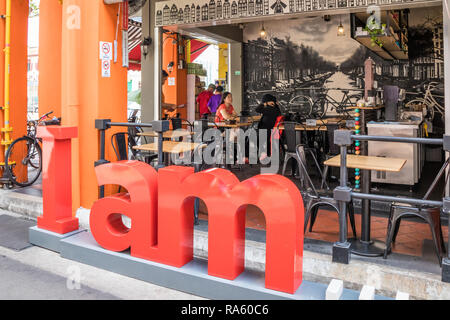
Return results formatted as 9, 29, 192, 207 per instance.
289, 88, 362, 119
405, 82, 444, 120
248, 88, 362, 120
4, 111, 60, 188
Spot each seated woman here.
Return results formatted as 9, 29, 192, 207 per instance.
215, 92, 238, 123
255, 94, 282, 161
214, 92, 246, 163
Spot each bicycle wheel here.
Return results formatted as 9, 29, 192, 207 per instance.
311, 98, 326, 119
347, 94, 362, 106
339, 94, 362, 114
5, 136, 42, 187
288, 95, 313, 117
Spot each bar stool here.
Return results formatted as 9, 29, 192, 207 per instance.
384, 158, 449, 265
296, 144, 357, 238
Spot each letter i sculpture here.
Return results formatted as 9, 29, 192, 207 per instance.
36, 126, 79, 234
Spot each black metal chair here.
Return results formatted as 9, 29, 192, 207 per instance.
111, 131, 156, 164
111, 132, 129, 161
320, 123, 341, 189
171, 118, 193, 132
281, 122, 324, 189
296, 144, 357, 238
384, 157, 449, 265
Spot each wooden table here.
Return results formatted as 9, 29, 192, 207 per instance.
324, 154, 406, 172
133, 141, 205, 154
210, 121, 253, 128
138, 130, 193, 139
348, 105, 385, 110
279, 124, 328, 131
324, 154, 407, 257
278, 117, 351, 131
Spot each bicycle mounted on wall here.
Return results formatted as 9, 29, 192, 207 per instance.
248, 87, 363, 121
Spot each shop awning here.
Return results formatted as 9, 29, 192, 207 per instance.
128, 19, 142, 52
190, 39, 210, 62
129, 45, 141, 71
126, 22, 212, 69
128, 18, 142, 71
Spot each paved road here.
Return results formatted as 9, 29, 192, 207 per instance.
0, 209, 203, 300
0, 244, 204, 300
0, 254, 119, 300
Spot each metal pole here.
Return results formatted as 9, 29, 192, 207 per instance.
109, 122, 153, 128
154, 26, 162, 121
339, 145, 348, 244
351, 193, 443, 208
99, 129, 106, 198
353, 135, 443, 145
95, 119, 111, 199
157, 131, 164, 168
442, 0, 450, 282
99, 129, 106, 162
0, 0, 12, 186
361, 168, 370, 243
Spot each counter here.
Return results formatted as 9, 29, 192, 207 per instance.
367, 121, 424, 185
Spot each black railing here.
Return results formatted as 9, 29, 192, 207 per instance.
332, 130, 450, 283
95, 119, 170, 197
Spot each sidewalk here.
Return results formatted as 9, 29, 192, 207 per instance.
0, 210, 202, 300
0, 188, 449, 300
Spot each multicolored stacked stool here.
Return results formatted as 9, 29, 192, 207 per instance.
354, 108, 361, 190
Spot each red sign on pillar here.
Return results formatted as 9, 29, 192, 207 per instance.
36, 126, 79, 234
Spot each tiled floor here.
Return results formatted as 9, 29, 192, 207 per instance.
199, 207, 449, 258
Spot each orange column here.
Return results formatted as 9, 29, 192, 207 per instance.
38, 0, 62, 119
0, 0, 28, 170
59, 1, 127, 211
162, 33, 187, 120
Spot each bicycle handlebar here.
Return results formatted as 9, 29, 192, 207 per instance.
39, 111, 54, 121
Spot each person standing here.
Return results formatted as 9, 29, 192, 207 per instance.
197, 84, 215, 118
207, 85, 224, 115
255, 94, 281, 161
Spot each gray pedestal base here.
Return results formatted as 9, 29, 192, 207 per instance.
59, 231, 368, 300
28, 226, 86, 253
29, 227, 390, 300
442, 258, 450, 283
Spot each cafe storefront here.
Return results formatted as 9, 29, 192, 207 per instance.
12, 0, 450, 300
141, 0, 450, 290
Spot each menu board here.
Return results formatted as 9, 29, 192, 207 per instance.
155, 0, 438, 27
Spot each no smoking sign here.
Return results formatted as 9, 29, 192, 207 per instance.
99, 41, 113, 61
102, 59, 111, 78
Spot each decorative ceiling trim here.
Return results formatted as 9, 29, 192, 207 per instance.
155, 0, 441, 27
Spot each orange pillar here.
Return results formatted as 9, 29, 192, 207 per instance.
38, 0, 62, 119
59, 1, 127, 211
0, 0, 28, 170
162, 33, 187, 120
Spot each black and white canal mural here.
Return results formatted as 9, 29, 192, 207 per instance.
243, 6, 444, 121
